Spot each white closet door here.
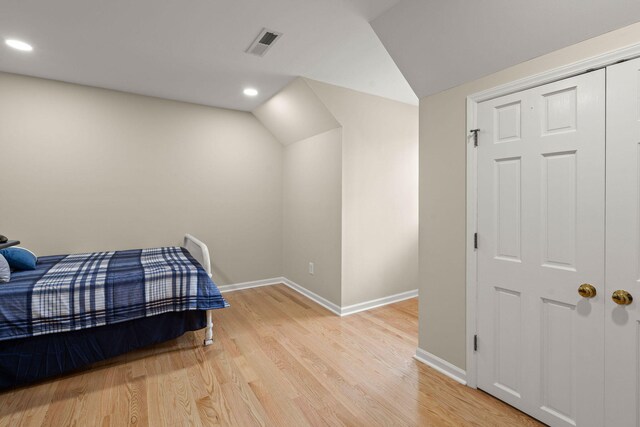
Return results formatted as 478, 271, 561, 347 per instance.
606, 58, 640, 427
477, 70, 605, 426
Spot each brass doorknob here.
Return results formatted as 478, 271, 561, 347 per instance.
612, 290, 633, 305
578, 284, 597, 298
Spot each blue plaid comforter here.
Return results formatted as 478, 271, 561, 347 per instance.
0, 246, 229, 342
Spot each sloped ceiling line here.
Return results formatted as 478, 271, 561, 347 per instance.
371, 0, 640, 98
252, 78, 341, 146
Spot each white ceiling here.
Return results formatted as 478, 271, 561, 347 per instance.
372, 0, 640, 99
0, 0, 417, 111
7, 1, 638, 111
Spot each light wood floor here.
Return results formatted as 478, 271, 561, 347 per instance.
0, 284, 541, 426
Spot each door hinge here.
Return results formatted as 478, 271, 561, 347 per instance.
474, 334, 478, 351
474, 232, 478, 249
470, 129, 480, 147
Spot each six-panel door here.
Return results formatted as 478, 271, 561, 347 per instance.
476, 70, 606, 426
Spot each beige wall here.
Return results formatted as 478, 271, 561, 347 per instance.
306, 79, 419, 307
420, 22, 640, 369
254, 77, 419, 308
283, 128, 343, 305
0, 72, 283, 286
1, 70, 417, 308
254, 77, 343, 305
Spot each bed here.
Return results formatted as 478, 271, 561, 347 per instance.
0, 234, 228, 390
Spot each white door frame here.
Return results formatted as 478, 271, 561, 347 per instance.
465, 42, 640, 389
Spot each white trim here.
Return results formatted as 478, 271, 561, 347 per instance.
465, 41, 640, 392
470, 42, 640, 103
465, 97, 479, 389
218, 277, 285, 293
218, 277, 417, 317
340, 289, 418, 316
280, 278, 342, 316
414, 348, 467, 385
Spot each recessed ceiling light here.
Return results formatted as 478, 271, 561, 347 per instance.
243, 88, 258, 97
5, 39, 33, 52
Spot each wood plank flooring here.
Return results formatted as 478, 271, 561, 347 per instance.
0, 284, 541, 426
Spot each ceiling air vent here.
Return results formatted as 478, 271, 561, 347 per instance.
246, 28, 283, 57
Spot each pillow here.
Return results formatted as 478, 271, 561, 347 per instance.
0, 254, 10, 283
0, 247, 37, 271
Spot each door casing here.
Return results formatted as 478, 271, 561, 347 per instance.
465, 42, 640, 389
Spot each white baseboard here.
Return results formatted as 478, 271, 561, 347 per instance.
341, 289, 418, 316
217, 277, 285, 293
414, 348, 467, 385
218, 277, 417, 318
280, 278, 342, 316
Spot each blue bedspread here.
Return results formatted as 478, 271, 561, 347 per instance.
0, 246, 229, 341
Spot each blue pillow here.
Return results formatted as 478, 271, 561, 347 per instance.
0, 254, 10, 283
0, 247, 37, 271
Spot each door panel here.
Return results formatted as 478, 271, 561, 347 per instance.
606, 58, 640, 427
542, 151, 577, 270
494, 287, 522, 397
495, 157, 522, 261
477, 70, 605, 427
540, 298, 576, 424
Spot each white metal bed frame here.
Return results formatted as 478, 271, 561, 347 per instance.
183, 234, 215, 346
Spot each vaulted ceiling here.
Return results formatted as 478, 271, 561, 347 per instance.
3, 1, 640, 111
372, 0, 640, 98
0, 0, 415, 111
